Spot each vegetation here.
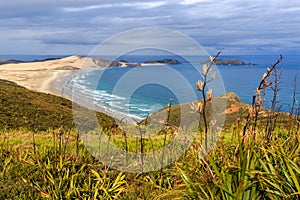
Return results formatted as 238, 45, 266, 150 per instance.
54, 66, 80, 70
0, 79, 73, 131
0, 79, 116, 132
0, 54, 299, 199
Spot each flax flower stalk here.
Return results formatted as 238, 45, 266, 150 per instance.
195, 51, 221, 151
242, 55, 283, 142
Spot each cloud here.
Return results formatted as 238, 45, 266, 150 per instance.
180, 0, 211, 5
0, 0, 299, 54
63, 1, 167, 12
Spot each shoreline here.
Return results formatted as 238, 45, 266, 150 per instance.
59, 80, 140, 124
50, 71, 141, 124
50, 72, 137, 122
50, 71, 77, 100
0, 55, 140, 124
41, 70, 74, 97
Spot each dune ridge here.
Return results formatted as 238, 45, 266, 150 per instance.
0, 55, 110, 97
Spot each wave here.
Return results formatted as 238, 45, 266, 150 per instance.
66, 76, 151, 120
137, 108, 151, 112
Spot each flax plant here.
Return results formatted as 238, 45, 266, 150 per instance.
266, 68, 282, 141
192, 51, 221, 151
243, 55, 283, 140
290, 74, 298, 117
289, 74, 298, 134
161, 98, 173, 177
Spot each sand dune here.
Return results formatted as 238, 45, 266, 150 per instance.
0, 55, 109, 97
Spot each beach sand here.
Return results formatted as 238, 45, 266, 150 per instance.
0, 55, 108, 98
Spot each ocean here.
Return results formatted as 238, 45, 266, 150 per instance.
1, 54, 299, 120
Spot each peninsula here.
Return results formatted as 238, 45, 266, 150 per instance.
204, 58, 256, 65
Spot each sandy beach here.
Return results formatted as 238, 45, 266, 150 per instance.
0, 55, 109, 98
0, 55, 141, 122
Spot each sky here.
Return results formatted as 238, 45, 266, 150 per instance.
1, 0, 300, 55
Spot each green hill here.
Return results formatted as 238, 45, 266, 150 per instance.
0, 79, 116, 131
0, 79, 73, 131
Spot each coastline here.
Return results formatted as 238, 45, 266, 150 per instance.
50, 71, 76, 100
52, 72, 142, 124
0, 55, 142, 124
41, 70, 74, 97
59, 79, 139, 124
0, 55, 100, 96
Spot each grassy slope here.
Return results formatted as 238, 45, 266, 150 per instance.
0, 79, 73, 131
0, 79, 116, 131
0, 79, 119, 198
0, 79, 299, 199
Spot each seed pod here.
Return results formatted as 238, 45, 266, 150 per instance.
206, 89, 212, 101
196, 80, 204, 91
202, 64, 209, 75
257, 96, 263, 106
262, 73, 267, 80
211, 72, 216, 80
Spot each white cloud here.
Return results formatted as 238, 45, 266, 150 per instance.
180, 0, 210, 5
63, 1, 167, 12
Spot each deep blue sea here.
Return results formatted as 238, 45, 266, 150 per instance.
2, 54, 299, 120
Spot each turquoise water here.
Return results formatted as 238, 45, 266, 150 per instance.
67, 55, 300, 119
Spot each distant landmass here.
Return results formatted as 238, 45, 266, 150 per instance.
112, 58, 181, 67
0, 56, 121, 68
115, 59, 142, 67
204, 58, 256, 66
0, 56, 255, 68
144, 58, 181, 64
0, 58, 24, 65
0, 57, 65, 65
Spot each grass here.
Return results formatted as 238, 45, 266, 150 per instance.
0, 79, 73, 131
0, 62, 299, 200
54, 66, 80, 70
0, 79, 116, 132
1, 125, 298, 199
